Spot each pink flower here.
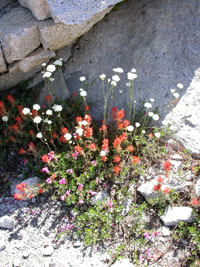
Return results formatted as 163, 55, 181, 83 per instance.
89, 191, 97, 196
95, 177, 99, 185
42, 167, 50, 174
91, 160, 97, 166
47, 152, 54, 161
78, 184, 84, 191
78, 199, 84, 204
144, 232, 149, 240
66, 169, 73, 174
46, 178, 52, 184
60, 195, 65, 201
22, 159, 27, 165
59, 178, 67, 185
106, 198, 113, 208
66, 224, 73, 229
151, 232, 159, 237
66, 190, 71, 196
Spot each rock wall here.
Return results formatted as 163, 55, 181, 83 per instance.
0, 0, 122, 90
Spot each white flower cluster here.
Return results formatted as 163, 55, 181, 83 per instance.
42, 58, 63, 78
127, 68, 137, 80
52, 104, 63, 112
2, 116, 8, 122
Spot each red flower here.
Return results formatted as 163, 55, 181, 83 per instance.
39, 188, 44, 194
84, 114, 91, 125
7, 94, 15, 106
154, 184, 161, 192
163, 161, 172, 171
15, 116, 23, 124
76, 116, 82, 124
126, 145, 134, 152
102, 156, 107, 162
32, 110, 38, 117
19, 148, 25, 154
100, 124, 107, 131
116, 110, 124, 120
41, 154, 50, 163
88, 143, 96, 150
72, 93, 77, 97
113, 155, 120, 163
123, 120, 130, 128
84, 105, 90, 111
149, 133, 153, 138
60, 127, 68, 135
29, 195, 33, 199
119, 132, 128, 142
28, 142, 36, 152
14, 193, 23, 201
113, 137, 122, 151
45, 95, 52, 103
60, 135, 67, 143
113, 165, 120, 174
132, 156, 140, 164
29, 130, 34, 136
102, 139, 109, 150
16, 182, 26, 191
190, 199, 198, 205
112, 107, 117, 113
157, 176, 164, 184
74, 145, 84, 155
10, 136, 16, 142
84, 127, 93, 138
163, 187, 171, 194
52, 132, 58, 139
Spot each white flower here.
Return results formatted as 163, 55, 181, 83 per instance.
148, 112, 154, 117
142, 130, 146, 133
33, 104, 40, 111
119, 90, 123, 94
162, 120, 168, 126
46, 109, 52, 115
47, 120, 52, 124
177, 83, 183, 89
34, 116, 42, 124
154, 132, 161, 138
42, 63, 46, 67
79, 76, 86, 82
54, 60, 62, 66
22, 108, 30, 115
171, 89, 176, 94
127, 125, 134, 132
2, 116, 8, 122
64, 133, 72, 140
108, 78, 111, 83
127, 72, 137, 80
113, 67, 124, 73
59, 58, 63, 61
126, 82, 131, 87
152, 114, 159, 121
112, 75, 120, 82
150, 98, 155, 102
131, 68, 137, 73
135, 122, 140, 127
44, 118, 49, 123
80, 90, 87, 97
99, 74, 106, 80
111, 81, 117, 86
79, 88, 83, 91
46, 64, 56, 72
79, 120, 88, 126
100, 151, 106, 156
36, 133, 42, 138
173, 92, 179, 98
43, 72, 52, 78
52, 105, 63, 112
76, 128, 83, 136
50, 78, 55, 82
144, 102, 152, 108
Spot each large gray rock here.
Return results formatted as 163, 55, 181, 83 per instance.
62, 0, 200, 156
0, 59, 49, 91
0, 7, 41, 64
160, 206, 194, 226
18, 0, 51, 20
0, 215, 14, 229
90, 190, 108, 205
17, 48, 55, 72
0, 45, 7, 73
